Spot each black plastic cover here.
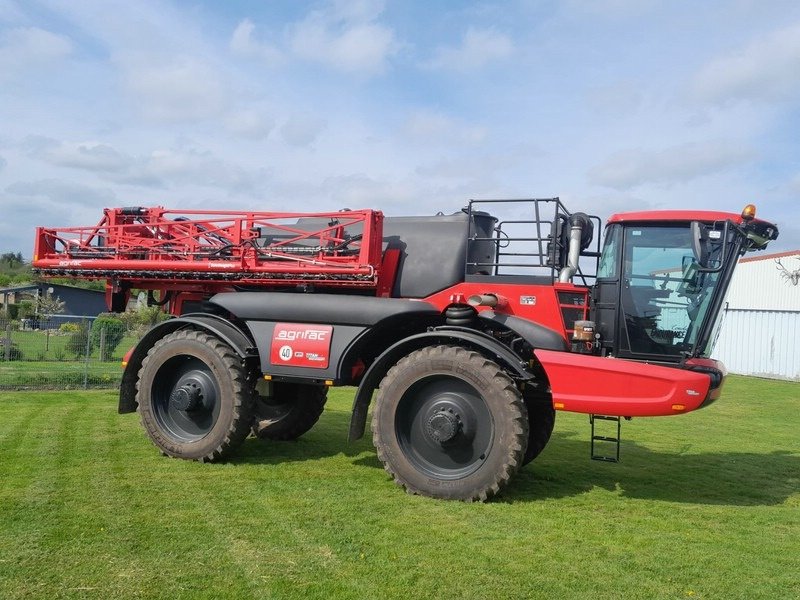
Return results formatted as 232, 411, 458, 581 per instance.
209, 292, 438, 325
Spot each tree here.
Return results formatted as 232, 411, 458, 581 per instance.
17, 300, 34, 320
0, 252, 23, 269
66, 321, 91, 359
90, 314, 127, 360
119, 304, 170, 337
37, 291, 66, 316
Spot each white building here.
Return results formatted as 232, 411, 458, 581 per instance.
712, 250, 800, 380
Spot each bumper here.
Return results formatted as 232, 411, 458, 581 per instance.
534, 350, 724, 417
684, 357, 727, 409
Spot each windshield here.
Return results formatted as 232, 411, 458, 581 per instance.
620, 226, 723, 358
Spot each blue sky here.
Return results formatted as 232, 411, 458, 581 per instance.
1, 0, 798, 256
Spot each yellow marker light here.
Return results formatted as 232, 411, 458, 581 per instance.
672, 404, 686, 411
121, 361, 128, 368
324, 380, 334, 386
554, 402, 565, 409
263, 374, 272, 381
741, 204, 756, 221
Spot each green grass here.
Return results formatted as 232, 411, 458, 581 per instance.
0, 376, 797, 599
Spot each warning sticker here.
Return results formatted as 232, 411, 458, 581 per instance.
270, 323, 333, 369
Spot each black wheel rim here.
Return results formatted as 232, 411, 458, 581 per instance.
151, 355, 221, 442
394, 375, 494, 480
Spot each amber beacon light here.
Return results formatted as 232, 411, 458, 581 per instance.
741, 204, 756, 221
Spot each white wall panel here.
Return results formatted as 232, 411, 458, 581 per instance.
712, 310, 800, 381
728, 253, 800, 311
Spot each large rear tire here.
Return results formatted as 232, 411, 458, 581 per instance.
372, 345, 528, 502
136, 329, 254, 462
252, 382, 328, 441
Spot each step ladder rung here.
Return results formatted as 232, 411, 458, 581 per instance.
590, 415, 621, 463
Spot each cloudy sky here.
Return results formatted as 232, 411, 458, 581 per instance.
1, 0, 798, 257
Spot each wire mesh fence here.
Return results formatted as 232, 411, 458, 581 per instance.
0, 317, 142, 390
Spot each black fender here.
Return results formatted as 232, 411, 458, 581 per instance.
118, 313, 257, 414
477, 311, 569, 351
347, 327, 535, 442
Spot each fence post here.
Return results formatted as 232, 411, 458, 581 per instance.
99, 327, 107, 362
83, 323, 91, 390
4, 325, 10, 362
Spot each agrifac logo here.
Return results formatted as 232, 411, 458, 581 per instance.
270, 323, 333, 369
276, 328, 330, 341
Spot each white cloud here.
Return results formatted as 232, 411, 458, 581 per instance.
787, 173, 800, 195
230, 2, 395, 73
586, 81, 644, 116
25, 137, 130, 172
224, 109, 275, 140
404, 110, 487, 146
329, 0, 387, 23
1, 179, 117, 254
694, 22, 800, 103
22, 135, 262, 192
6, 178, 116, 208
230, 19, 283, 66
288, 1, 396, 74
320, 173, 415, 208
588, 140, 755, 190
280, 115, 327, 147
0, 26, 72, 78
117, 147, 264, 193
122, 57, 228, 122
426, 28, 513, 71
415, 146, 537, 182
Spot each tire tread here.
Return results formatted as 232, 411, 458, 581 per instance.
372, 345, 528, 502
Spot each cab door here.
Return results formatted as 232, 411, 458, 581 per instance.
591, 224, 622, 356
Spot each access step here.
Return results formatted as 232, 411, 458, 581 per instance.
589, 415, 621, 463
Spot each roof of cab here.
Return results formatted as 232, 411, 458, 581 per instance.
607, 210, 745, 225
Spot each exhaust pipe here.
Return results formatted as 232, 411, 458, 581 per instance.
558, 213, 593, 284
467, 293, 507, 308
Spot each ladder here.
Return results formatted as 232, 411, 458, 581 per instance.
589, 415, 621, 462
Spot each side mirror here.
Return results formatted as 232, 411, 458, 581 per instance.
690, 222, 710, 268
691, 221, 726, 273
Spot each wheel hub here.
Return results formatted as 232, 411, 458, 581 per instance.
170, 382, 203, 411
426, 407, 461, 444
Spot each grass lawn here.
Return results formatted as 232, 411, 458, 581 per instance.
0, 375, 797, 599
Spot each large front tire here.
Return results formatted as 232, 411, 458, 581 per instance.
372, 345, 528, 502
136, 329, 254, 462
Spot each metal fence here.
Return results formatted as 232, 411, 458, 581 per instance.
0, 317, 141, 390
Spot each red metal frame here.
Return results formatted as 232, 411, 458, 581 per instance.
424, 281, 590, 343
34, 207, 385, 289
